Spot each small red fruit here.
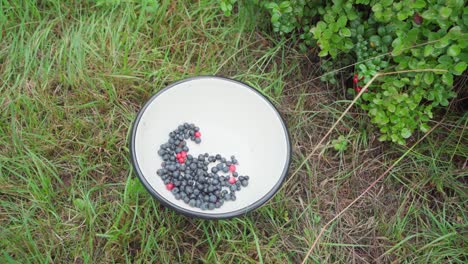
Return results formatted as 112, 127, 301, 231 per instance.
355, 86, 362, 92
180, 151, 187, 158
229, 165, 236, 172
413, 13, 423, 25
178, 158, 185, 163
195, 131, 201, 138
176, 153, 182, 159
166, 183, 174, 191
229, 177, 237, 184
353, 74, 359, 84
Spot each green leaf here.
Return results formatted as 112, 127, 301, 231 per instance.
411, 0, 426, 8
381, 0, 392, 7
424, 72, 434, 84
447, 45, 461, 57
279, 1, 291, 10
442, 73, 453, 86
337, 16, 347, 28
378, 135, 388, 141
372, 3, 383, 12
438, 55, 453, 65
423, 45, 434, 57
401, 128, 412, 139
271, 13, 280, 23
264, 2, 279, 9
391, 38, 404, 56
439, 7, 452, 18
393, 79, 405, 88
420, 123, 430, 133
434, 37, 450, 49
318, 49, 328, 57
339, 28, 351, 37
453, 62, 467, 75
421, 9, 437, 20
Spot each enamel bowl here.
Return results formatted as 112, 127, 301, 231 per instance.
130, 76, 291, 219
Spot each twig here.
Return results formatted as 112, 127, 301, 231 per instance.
298, 68, 448, 263
300, 121, 441, 263
284, 68, 448, 187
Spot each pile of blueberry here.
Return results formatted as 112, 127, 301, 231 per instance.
156, 123, 250, 210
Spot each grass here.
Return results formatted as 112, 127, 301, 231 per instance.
1, 0, 467, 263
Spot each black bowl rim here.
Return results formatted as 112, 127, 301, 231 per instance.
129, 76, 292, 219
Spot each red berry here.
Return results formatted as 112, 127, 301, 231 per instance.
355, 86, 362, 92
353, 74, 359, 84
229, 165, 236, 172
166, 183, 174, 191
195, 131, 201, 138
176, 153, 182, 159
180, 151, 187, 158
413, 13, 423, 25
229, 177, 237, 184
178, 158, 185, 163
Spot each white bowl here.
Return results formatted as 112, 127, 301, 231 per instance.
130, 76, 291, 219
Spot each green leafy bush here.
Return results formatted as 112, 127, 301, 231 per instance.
220, 0, 467, 144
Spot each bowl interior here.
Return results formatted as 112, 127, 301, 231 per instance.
132, 77, 290, 217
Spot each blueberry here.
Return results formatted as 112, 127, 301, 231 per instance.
195, 138, 201, 144
241, 180, 248, 187
188, 199, 196, 207
209, 195, 217, 203
174, 193, 181, 200
208, 203, 215, 210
